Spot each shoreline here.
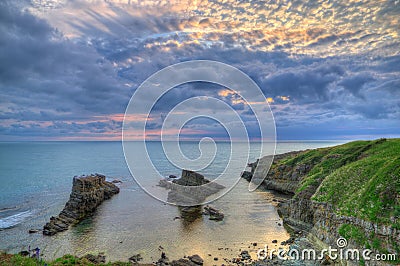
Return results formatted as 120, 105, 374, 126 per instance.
243, 138, 400, 265
2, 139, 398, 265
0, 178, 290, 265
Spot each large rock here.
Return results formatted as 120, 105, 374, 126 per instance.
188, 254, 204, 265
43, 174, 119, 236
164, 170, 225, 206
173, 170, 209, 186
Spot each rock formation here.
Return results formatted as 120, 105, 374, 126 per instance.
156, 253, 204, 266
243, 139, 400, 261
43, 174, 119, 236
159, 169, 225, 206
203, 205, 224, 221
159, 170, 225, 223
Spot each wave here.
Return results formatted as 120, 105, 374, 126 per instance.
0, 210, 32, 229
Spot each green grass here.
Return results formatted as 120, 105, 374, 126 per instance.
312, 139, 400, 226
338, 224, 399, 264
271, 138, 400, 265
0, 254, 133, 266
272, 138, 400, 227
338, 224, 367, 246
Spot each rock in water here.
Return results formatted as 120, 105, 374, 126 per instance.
240, 171, 253, 181
165, 170, 225, 206
203, 205, 224, 221
179, 206, 203, 223
173, 170, 209, 186
43, 174, 119, 236
188, 254, 204, 265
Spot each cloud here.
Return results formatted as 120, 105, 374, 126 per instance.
0, 1, 130, 134
338, 73, 375, 98
0, 0, 399, 140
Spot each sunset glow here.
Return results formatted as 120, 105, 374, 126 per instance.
0, 0, 399, 140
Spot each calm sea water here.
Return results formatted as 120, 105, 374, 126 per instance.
0, 141, 344, 263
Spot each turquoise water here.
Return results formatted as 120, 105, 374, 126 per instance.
0, 141, 344, 263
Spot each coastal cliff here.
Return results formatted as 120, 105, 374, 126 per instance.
43, 174, 120, 236
243, 139, 400, 263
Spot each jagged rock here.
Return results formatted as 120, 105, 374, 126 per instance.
155, 252, 169, 266
170, 258, 197, 266
240, 250, 251, 260
203, 205, 224, 221
188, 254, 204, 265
241, 171, 252, 181
173, 170, 209, 186
162, 170, 225, 206
43, 174, 119, 236
161, 253, 203, 266
247, 159, 259, 173
179, 206, 202, 222
19, 251, 29, 257
129, 253, 143, 263
82, 253, 106, 264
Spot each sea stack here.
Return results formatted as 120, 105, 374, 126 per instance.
43, 174, 120, 236
163, 169, 225, 206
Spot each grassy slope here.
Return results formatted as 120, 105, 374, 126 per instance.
312, 139, 400, 227
273, 139, 400, 255
0, 254, 132, 266
0, 253, 154, 266
278, 138, 400, 228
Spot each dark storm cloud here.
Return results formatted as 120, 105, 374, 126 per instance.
0, 1, 129, 121
262, 64, 345, 103
1, 0, 399, 140
338, 73, 375, 99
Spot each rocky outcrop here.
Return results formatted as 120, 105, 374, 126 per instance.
43, 174, 119, 236
203, 205, 224, 221
157, 254, 204, 266
159, 169, 225, 206
244, 139, 400, 264
243, 151, 307, 195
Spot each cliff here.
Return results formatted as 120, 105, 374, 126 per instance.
43, 174, 120, 236
244, 139, 400, 263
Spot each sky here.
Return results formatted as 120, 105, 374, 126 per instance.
0, 0, 399, 141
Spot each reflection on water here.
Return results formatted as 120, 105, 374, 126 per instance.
0, 141, 344, 264
179, 206, 203, 226
24, 179, 290, 264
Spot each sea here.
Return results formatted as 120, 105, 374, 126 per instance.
0, 141, 345, 263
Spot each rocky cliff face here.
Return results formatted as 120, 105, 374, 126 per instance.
244, 139, 400, 263
43, 174, 120, 236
